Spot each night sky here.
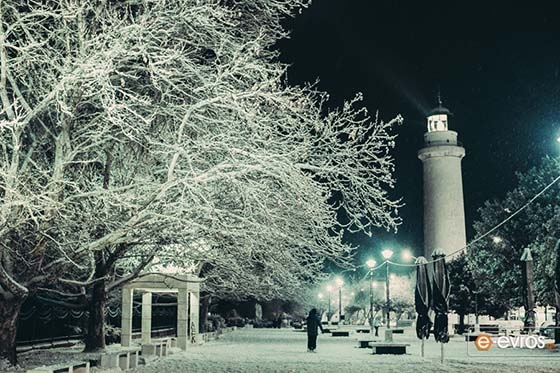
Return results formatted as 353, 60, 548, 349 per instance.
276, 2, 560, 264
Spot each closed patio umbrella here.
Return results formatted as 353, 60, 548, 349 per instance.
431, 248, 450, 344
415, 256, 432, 357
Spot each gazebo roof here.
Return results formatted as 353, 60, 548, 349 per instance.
123, 272, 202, 293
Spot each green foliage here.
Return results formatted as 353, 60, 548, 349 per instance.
468, 157, 560, 313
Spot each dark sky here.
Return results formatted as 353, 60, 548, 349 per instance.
277, 2, 560, 263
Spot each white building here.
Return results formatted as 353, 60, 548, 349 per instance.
418, 104, 467, 258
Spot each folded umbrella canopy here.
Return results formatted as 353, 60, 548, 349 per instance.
432, 248, 450, 343
415, 256, 432, 340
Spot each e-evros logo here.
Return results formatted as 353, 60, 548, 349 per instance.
474, 333, 549, 351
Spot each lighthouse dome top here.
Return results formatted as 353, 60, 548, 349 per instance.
426, 105, 452, 132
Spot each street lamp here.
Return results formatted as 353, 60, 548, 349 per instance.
382, 249, 393, 328
366, 259, 377, 335
335, 277, 344, 323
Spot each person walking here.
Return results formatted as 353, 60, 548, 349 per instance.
306, 308, 324, 352
373, 314, 381, 337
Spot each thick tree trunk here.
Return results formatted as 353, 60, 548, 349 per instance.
458, 313, 465, 334
199, 295, 211, 333
84, 277, 107, 352
0, 297, 25, 366
555, 305, 560, 345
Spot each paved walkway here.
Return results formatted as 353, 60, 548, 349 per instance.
122, 327, 560, 373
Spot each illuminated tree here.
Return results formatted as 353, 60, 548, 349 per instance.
0, 0, 401, 363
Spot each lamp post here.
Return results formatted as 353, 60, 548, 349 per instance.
326, 285, 333, 325
366, 259, 377, 335
335, 277, 344, 324
382, 249, 393, 328
520, 247, 536, 333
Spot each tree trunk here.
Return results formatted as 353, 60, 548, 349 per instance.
84, 250, 107, 352
458, 313, 465, 334
84, 277, 107, 352
0, 297, 25, 366
199, 295, 211, 333
555, 305, 560, 345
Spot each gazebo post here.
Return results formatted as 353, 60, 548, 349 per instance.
177, 288, 189, 350
121, 288, 134, 347
142, 292, 152, 344
189, 290, 199, 344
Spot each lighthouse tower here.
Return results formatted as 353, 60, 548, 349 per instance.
418, 102, 467, 258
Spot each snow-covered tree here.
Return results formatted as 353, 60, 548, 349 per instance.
0, 0, 401, 364
468, 157, 560, 319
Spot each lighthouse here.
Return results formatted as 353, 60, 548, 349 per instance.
418, 102, 467, 258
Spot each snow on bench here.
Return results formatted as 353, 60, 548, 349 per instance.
100, 346, 141, 370
368, 342, 410, 355
142, 338, 170, 357
26, 360, 90, 373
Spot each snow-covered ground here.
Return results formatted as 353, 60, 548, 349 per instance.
121, 327, 560, 373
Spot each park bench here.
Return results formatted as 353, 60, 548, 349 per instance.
369, 342, 410, 355
27, 360, 90, 373
331, 330, 350, 337
396, 319, 414, 327
141, 338, 170, 357
391, 328, 404, 334
100, 346, 141, 370
479, 324, 500, 334
357, 338, 381, 348
355, 328, 370, 333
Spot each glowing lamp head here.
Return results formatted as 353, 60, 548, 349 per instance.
366, 259, 377, 269
381, 249, 393, 259
335, 277, 344, 287
402, 249, 413, 261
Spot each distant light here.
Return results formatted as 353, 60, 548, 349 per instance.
557, 136, 560, 144
318, 293, 324, 299
390, 273, 397, 280
372, 282, 378, 288
402, 249, 414, 261
326, 285, 333, 292
335, 277, 344, 287
366, 259, 377, 268
382, 249, 394, 259
492, 236, 503, 244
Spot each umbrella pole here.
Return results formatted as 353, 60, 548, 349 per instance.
440, 343, 444, 363
421, 336, 424, 357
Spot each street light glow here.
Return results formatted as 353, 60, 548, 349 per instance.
326, 285, 333, 292
318, 292, 324, 299
402, 249, 414, 261
335, 277, 344, 287
492, 236, 503, 244
366, 259, 377, 268
381, 248, 394, 259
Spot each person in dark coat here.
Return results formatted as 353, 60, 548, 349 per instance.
306, 308, 324, 352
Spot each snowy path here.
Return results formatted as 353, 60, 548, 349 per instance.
125, 327, 560, 373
